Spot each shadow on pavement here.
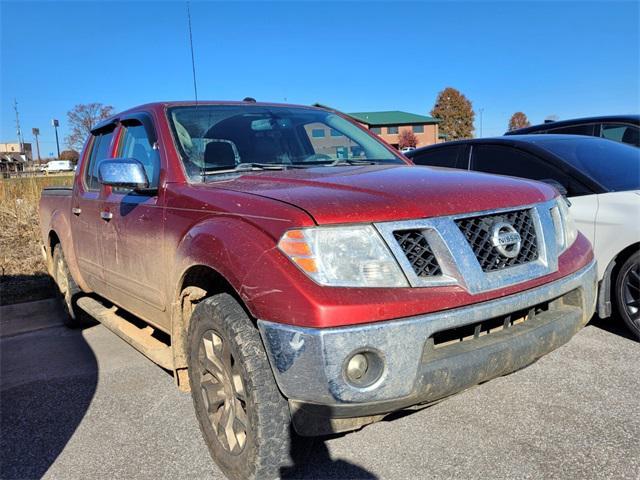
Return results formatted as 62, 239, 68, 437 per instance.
588, 314, 637, 341
0, 298, 98, 479
281, 407, 377, 479
0, 273, 56, 306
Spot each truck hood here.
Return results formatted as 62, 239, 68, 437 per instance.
211, 165, 556, 224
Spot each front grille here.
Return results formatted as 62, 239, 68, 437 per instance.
393, 230, 442, 277
456, 209, 538, 272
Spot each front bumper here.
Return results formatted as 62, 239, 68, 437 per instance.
258, 260, 597, 417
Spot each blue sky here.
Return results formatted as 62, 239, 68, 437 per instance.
1, 1, 638, 156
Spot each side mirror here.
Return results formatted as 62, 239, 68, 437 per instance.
98, 158, 149, 190
539, 178, 568, 197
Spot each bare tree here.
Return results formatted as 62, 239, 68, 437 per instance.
65, 103, 114, 152
398, 129, 418, 149
431, 87, 475, 140
508, 112, 531, 131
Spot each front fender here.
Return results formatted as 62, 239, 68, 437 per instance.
171, 216, 289, 318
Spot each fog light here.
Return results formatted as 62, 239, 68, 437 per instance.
346, 353, 368, 381
343, 350, 385, 388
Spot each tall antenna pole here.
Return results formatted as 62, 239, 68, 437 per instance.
186, 1, 198, 103
13, 99, 24, 152
186, 1, 204, 182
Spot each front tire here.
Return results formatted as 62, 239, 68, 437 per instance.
187, 293, 292, 480
615, 251, 640, 340
52, 244, 82, 328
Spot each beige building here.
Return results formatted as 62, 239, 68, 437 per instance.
348, 111, 442, 149
1, 142, 32, 175
1, 142, 32, 159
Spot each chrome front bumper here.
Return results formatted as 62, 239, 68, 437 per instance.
258, 260, 597, 413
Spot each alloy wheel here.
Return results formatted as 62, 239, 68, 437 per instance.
198, 330, 249, 455
622, 262, 640, 326
56, 254, 70, 306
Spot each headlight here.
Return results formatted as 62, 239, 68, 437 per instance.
278, 225, 408, 287
551, 197, 578, 252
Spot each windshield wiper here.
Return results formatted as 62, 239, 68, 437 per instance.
199, 162, 310, 176
328, 158, 379, 166
234, 162, 289, 171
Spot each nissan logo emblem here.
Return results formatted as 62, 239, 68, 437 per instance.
490, 222, 522, 259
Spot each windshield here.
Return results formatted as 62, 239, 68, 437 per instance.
532, 136, 640, 192
167, 105, 404, 180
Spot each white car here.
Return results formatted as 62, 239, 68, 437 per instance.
45, 160, 74, 173
407, 135, 640, 339
571, 190, 639, 333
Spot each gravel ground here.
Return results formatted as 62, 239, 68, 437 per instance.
1, 309, 638, 480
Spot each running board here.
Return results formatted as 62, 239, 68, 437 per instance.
76, 296, 174, 370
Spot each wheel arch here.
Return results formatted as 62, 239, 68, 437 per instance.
167, 214, 305, 390
171, 262, 258, 391
46, 230, 61, 275
598, 241, 640, 318
47, 210, 90, 292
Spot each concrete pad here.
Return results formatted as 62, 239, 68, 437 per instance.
0, 304, 638, 479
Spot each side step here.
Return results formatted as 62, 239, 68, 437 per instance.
77, 296, 174, 370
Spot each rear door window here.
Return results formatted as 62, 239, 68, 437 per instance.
471, 144, 589, 196
548, 124, 596, 136
410, 145, 466, 169
601, 123, 640, 147
84, 128, 115, 191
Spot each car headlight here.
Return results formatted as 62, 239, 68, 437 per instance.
278, 225, 408, 287
551, 197, 578, 252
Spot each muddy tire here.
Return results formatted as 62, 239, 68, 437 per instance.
52, 244, 82, 328
187, 293, 293, 480
615, 251, 640, 340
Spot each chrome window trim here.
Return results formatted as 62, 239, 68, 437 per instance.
375, 199, 559, 294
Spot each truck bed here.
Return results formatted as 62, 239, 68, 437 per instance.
39, 187, 73, 253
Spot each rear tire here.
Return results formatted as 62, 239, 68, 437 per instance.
187, 293, 293, 480
52, 244, 82, 328
615, 251, 640, 340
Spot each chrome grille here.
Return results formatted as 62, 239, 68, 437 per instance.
455, 209, 538, 272
393, 230, 442, 277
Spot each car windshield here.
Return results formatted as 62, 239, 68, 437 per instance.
168, 105, 403, 180
531, 136, 640, 192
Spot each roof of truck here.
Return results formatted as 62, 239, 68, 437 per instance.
91, 100, 332, 132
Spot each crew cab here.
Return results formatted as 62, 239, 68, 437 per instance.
39, 101, 596, 480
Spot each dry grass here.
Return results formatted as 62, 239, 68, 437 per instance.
0, 174, 74, 305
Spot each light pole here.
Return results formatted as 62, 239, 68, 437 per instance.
478, 108, 484, 138
32, 128, 41, 164
52, 119, 61, 159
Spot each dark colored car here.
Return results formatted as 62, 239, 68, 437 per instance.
505, 115, 640, 147
406, 135, 640, 339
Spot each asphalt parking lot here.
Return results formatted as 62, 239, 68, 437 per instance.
1, 301, 639, 480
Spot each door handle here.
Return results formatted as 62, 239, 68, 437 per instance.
100, 211, 113, 221
72, 207, 82, 216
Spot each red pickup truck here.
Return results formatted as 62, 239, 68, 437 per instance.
39, 101, 596, 480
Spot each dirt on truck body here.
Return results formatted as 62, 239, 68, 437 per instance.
39, 100, 597, 480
